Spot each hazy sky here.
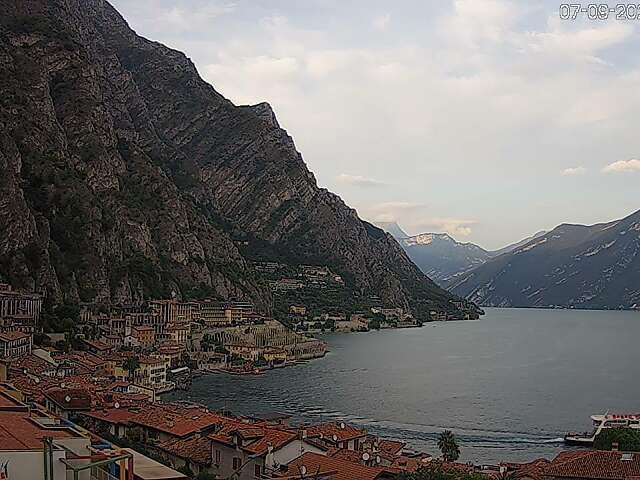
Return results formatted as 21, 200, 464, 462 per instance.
110, 0, 640, 250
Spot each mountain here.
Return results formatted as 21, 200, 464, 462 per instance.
449, 210, 640, 309
375, 222, 409, 240
0, 0, 476, 320
398, 233, 492, 284
492, 230, 547, 257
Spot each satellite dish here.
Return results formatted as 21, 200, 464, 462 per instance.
376, 456, 381, 464
319, 433, 324, 439
35, 378, 40, 384
340, 422, 345, 429
362, 452, 370, 461
300, 466, 307, 475
114, 402, 120, 409
332, 434, 338, 442
60, 383, 65, 388
64, 395, 71, 403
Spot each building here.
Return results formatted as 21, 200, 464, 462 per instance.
305, 422, 368, 451
0, 331, 32, 358
0, 284, 42, 325
289, 305, 307, 316
135, 356, 171, 392
278, 451, 396, 480
0, 392, 93, 480
167, 325, 190, 346
209, 421, 326, 480
199, 301, 232, 327
43, 387, 92, 419
544, 450, 640, 480
131, 325, 155, 349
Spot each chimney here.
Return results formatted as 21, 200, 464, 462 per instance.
612, 442, 620, 452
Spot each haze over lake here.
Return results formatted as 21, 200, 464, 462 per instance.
168, 308, 640, 463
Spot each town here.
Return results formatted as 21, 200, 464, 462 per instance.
0, 281, 635, 480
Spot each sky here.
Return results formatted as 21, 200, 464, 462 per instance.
110, 0, 640, 250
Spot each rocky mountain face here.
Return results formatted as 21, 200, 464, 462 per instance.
449, 210, 640, 309
400, 233, 491, 284
0, 0, 475, 319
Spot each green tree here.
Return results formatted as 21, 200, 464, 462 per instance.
122, 356, 140, 380
594, 428, 640, 452
437, 430, 460, 462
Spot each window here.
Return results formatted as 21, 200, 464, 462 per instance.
215, 449, 221, 465
233, 457, 241, 470
254, 464, 262, 477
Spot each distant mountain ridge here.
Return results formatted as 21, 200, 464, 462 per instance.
448, 210, 640, 309
375, 223, 543, 285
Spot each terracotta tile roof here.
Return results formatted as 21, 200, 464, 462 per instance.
9, 354, 56, 375
44, 387, 92, 411
546, 450, 640, 480
282, 452, 392, 480
133, 404, 221, 438
0, 412, 75, 450
391, 454, 433, 473
378, 439, 406, 456
208, 420, 298, 456
157, 436, 212, 466
0, 331, 30, 342
305, 422, 367, 444
501, 458, 550, 480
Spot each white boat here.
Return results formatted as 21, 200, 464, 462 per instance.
565, 413, 640, 446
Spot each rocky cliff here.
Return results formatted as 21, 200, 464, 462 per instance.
0, 0, 474, 319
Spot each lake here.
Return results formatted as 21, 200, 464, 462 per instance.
166, 307, 640, 464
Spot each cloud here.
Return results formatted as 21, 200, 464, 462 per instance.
359, 201, 424, 223
410, 217, 478, 238
372, 14, 391, 31
335, 173, 387, 187
603, 159, 640, 173
561, 166, 587, 176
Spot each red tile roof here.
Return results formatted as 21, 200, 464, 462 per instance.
157, 436, 212, 466
305, 422, 367, 444
501, 458, 550, 480
281, 452, 393, 480
0, 331, 30, 342
0, 412, 75, 450
546, 450, 640, 480
44, 387, 92, 411
378, 439, 406, 456
208, 420, 298, 456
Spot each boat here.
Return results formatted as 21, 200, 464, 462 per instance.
565, 413, 640, 446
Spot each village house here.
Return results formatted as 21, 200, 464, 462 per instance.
305, 422, 368, 451
82, 338, 115, 355
278, 451, 397, 480
131, 325, 155, 349
0, 331, 32, 358
43, 387, 92, 419
208, 421, 327, 480
135, 355, 171, 392
157, 344, 185, 369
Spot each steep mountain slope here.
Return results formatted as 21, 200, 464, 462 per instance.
449, 210, 640, 309
375, 222, 409, 240
399, 233, 492, 284
0, 0, 475, 319
492, 230, 547, 257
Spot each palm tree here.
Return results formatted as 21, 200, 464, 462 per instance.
437, 430, 460, 462
122, 356, 140, 381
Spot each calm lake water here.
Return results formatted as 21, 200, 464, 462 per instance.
167, 308, 640, 463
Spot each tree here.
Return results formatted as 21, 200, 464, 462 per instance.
122, 356, 140, 380
437, 430, 460, 462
